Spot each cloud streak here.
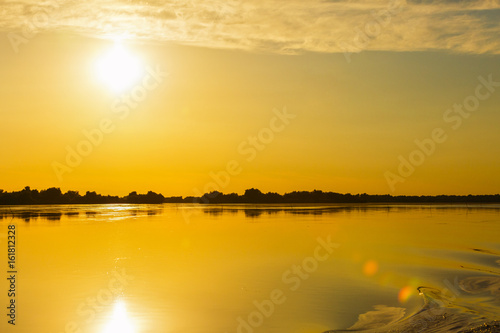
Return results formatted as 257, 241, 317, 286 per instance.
1, 0, 500, 54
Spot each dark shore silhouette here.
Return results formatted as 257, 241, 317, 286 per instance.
1, 187, 499, 205
0, 187, 165, 205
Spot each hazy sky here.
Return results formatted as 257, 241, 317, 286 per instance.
1, 0, 499, 196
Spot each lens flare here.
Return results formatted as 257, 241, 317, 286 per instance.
363, 260, 378, 276
398, 286, 413, 303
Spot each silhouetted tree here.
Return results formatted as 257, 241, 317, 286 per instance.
243, 188, 265, 203
39, 187, 63, 204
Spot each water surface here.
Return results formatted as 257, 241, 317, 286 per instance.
0, 204, 499, 333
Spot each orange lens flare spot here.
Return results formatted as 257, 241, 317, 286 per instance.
363, 260, 378, 276
398, 285, 413, 303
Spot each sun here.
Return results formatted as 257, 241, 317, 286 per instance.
95, 41, 144, 93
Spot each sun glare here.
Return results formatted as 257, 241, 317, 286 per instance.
95, 41, 143, 93
102, 301, 135, 333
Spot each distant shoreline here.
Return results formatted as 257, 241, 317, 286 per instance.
1, 187, 499, 205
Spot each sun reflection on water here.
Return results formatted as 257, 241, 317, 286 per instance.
102, 301, 135, 333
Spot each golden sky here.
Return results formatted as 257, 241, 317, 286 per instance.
1, 0, 500, 196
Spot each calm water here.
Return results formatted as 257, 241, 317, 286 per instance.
1, 204, 499, 333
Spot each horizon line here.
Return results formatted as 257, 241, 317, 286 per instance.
2, 186, 500, 199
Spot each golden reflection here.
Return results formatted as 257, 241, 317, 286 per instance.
102, 301, 135, 333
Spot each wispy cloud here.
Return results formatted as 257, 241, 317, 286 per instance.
1, 0, 500, 54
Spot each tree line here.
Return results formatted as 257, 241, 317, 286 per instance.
0, 187, 165, 204
0, 187, 499, 205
